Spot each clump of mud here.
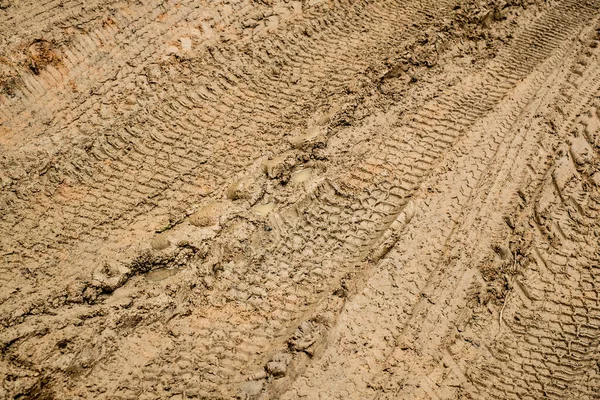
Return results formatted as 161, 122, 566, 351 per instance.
25, 39, 61, 74
0, 58, 20, 97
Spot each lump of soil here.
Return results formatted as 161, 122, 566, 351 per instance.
262, 152, 296, 181
144, 64, 162, 83
265, 352, 292, 378
91, 264, 130, 293
26, 39, 61, 75
570, 136, 594, 166
150, 234, 171, 250
226, 176, 264, 203
288, 320, 325, 356
0, 58, 20, 97
189, 202, 223, 227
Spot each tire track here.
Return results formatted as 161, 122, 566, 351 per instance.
0, 0, 460, 325
281, 11, 600, 399
89, 1, 600, 398
468, 80, 600, 400
2, 0, 599, 399
362, 25, 600, 399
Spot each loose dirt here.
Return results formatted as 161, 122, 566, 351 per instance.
2, 0, 600, 399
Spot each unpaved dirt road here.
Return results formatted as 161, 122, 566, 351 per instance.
2, 0, 600, 398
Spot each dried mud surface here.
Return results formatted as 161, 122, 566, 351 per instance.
2, 0, 600, 399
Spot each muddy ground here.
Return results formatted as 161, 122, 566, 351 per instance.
1, 0, 600, 399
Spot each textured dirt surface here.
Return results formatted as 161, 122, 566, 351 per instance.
2, 0, 600, 399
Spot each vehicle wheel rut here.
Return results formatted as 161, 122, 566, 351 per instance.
2, 0, 600, 399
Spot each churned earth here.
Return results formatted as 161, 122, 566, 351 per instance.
2, 0, 600, 399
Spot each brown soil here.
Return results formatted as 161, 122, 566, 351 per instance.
2, 0, 600, 399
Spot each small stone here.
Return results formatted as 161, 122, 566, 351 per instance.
265, 361, 287, 377
66, 281, 87, 303
189, 203, 221, 227
145, 64, 162, 82
203, 276, 214, 289
151, 235, 170, 250
570, 136, 593, 166
180, 37, 192, 51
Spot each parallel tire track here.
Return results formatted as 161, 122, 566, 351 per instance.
469, 89, 600, 400
280, 9, 600, 399
2, 0, 600, 399
102, 1, 600, 397
1, 0, 459, 322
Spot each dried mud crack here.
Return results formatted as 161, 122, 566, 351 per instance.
2, 0, 600, 399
